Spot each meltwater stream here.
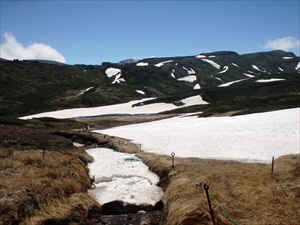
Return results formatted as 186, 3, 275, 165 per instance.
86, 148, 164, 214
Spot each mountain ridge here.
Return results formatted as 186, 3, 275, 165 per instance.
0, 50, 299, 117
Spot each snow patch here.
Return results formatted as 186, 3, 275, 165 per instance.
136, 90, 145, 95
73, 142, 85, 147
171, 69, 176, 78
112, 74, 125, 84
193, 84, 200, 89
243, 73, 255, 78
283, 57, 294, 59
87, 148, 164, 206
295, 62, 300, 70
20, 95, 208, 119
217, 66, 229, 74
178, 75, 197, 83
231, 63, 239, 67
105, 67, 125, 84
181, 95, 207, 105
215, 77, 223, 82
201, 58, 221, 69
252, 65, 260, 71
136, 62, 148, 66
255, 78, 285, 83
106, 68, 121, 78
218, 78, 248, 87
182, 67, 195, 74
154, 60, 173, 67
80, 87, 93, 95
196, 54, 206, 58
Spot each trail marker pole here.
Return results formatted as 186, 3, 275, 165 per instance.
171, 152, 175, 168
42, 149, 45, 158
204, 184, 216, 225
271, 156, 274, 174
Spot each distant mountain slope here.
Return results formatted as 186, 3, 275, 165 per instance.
0, 50, 299, 117
135, 50, 299, 88
0, 60, 192, 117
26, 59, 67, 65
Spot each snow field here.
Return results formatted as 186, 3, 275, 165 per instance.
20, 95, 208, 119
95, 108, 299, 164
86, 148, 164, 206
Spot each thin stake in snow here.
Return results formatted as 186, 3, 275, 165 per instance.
271, 156, 274, 174
171, 152, 175, 168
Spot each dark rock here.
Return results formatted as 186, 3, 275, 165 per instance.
101, 201, 140, 215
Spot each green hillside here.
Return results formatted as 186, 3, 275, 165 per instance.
138, 50, 299, 87
0, 50, 299, 117
0, 60, 191, 117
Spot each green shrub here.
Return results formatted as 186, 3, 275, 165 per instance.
0, 117, 29, 126
14, 144, 35, 150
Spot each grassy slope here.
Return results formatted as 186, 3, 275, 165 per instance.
1, 50, 299, 118
159, 72, 300, 116
0, 121, 103, 225
136, 152, 300, 225
0, 60, 191, 117
140, 50, 299, 88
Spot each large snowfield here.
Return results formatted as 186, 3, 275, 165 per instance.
89, 107, 299, 206
20, 95, 208, 119
21, 100, 300, 207
95, 108, 299, 164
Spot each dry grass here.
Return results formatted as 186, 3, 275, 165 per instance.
0, 149, 101, 225
76, 114, 176, 130
135, 152, 300, 225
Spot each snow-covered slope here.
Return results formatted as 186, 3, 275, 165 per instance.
135, 50, 300, 89
20, 95, 208, 119
95, 108, 299, 164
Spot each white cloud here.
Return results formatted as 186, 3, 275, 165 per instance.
261, 37, 300, 52
0, 32, 66, 63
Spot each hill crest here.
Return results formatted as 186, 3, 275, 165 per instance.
0, 50, 299, 117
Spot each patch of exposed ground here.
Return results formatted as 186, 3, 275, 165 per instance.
75, 113, 177, 130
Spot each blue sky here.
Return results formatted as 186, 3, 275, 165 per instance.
1, 1, 299, 65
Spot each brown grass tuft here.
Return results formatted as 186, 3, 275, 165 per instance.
136, 152, 300, 225
23, 193, 101, 225
0, 149, 101, 225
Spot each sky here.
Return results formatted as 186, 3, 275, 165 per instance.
1, 1, 299, 65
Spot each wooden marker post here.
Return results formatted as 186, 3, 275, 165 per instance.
271, 156, 274, 174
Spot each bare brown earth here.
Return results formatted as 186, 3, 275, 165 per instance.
75, 113, 177, 130
0, 113, 299, 225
